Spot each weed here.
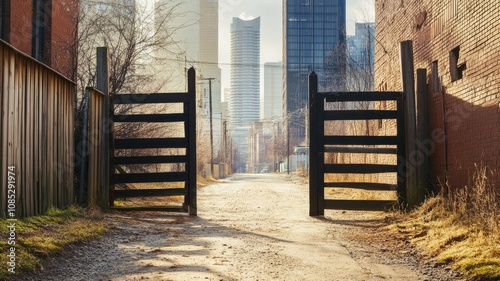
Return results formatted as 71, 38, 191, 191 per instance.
0, 206, 108, 280
389, 164, 499, 279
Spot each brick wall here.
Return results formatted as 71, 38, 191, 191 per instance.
375, 0, 500, 190
4, 0, 78, 80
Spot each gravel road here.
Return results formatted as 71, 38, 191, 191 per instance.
21, 173, 467, 281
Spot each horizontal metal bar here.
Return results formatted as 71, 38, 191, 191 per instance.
325, 164, 398, 174
113, 172, 188, 183
113, 113, 186, 123
321, 92, 403, 102
324, 146, 397, 154
114, 156, 188, 165
324, 199, 397, 211
111, 206, 187, 212
324, 110, 398, 120
114, 93, 189, 104
114, 188, 187, 198
114, 138, 187, 149
324, 136, 398, 146
324, 182, 397, 191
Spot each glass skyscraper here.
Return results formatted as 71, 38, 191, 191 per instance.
283, 0, 346, 146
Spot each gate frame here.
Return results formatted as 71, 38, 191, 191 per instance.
308, 72, 406, 216
107, 67, 197, 215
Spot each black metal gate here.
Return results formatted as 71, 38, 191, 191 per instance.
109, 68, 197, 215
308, 72, 406, 216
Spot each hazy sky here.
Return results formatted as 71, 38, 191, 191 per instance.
218, 0, 375, 95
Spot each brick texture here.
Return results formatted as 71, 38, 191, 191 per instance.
375, 0, 500, 190
5, 0, 78, 80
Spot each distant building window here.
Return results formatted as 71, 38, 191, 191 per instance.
31, 0, 46, 61
432, 61, 439, 93
449, 46, 466, 82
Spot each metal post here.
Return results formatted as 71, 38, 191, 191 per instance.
209, 79, 214, 178
287, 119, 290, 174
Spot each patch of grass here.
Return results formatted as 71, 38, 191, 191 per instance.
0, 206, 108, 280
388, 164, 500, 280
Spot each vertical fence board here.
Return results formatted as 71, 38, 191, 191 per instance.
14, 51, 22, 216
25, 59, 33, 216
0, 44, 4, 217
187, 67, 197, 216
416, 69, 430, 202
400, 40, 418, 208
33, 63, 40, 214
308, 72, 319, 216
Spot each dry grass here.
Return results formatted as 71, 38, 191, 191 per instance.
0, 206, 108, 280
388, 164, 500, 279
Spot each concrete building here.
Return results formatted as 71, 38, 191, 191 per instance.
262, 62, 284, 122
230, 17, 261, 171
0, 0, 79, 80
283, 0, 346, 147
375, 0, 500, 189
155, 0, 222, 160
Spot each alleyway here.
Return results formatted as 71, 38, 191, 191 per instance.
22, 174, 464, 281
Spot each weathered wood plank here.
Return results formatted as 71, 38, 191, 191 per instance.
114, 138, 187, 149
416, 68, 430, 203
324, 146, 397, 154
324, 110, 398, 121
187, 67, 197, 216
324, 182, 397, 191
111, 206, 186, 212
26, 58, 33, 216
113, 172, 188, 184
323, 92, 402, 102
400, 40, 419, 208
114, 156, 188, 165
324, 136, 398, 146
113, 113, 187, 123
0, 44, 4, 218
324, 199, 397, 211
324, 164, 398, 174
14, 51, 22, 216
114, 188, 187, 198
113, 93, 189, 104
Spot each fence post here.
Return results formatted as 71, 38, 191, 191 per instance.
309, 72, 323, 216
96, 47, 110, 209
400, 40, 420, 208
416, 68, 430, 202
396, 96, 407, 207
187, 67, 197, 216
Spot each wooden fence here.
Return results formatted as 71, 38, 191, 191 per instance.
78, 87, 106, 206
0, 40, 75, 217
308, 72, 406, 216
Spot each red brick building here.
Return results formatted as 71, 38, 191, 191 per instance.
375, 0, 500, 189
1, 0, 78, 80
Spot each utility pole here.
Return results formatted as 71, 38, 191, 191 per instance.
201, 77, 216, 178
287, 118, 290, 175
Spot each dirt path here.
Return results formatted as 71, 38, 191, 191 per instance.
22, 174, 466, 281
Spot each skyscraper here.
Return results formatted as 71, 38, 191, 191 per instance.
230, 17, 261, 171
283, 0, 346, 146
154, 0, 222, 159
262, 62, 284, 121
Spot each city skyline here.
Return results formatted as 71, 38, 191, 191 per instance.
218, 0, 375, 93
